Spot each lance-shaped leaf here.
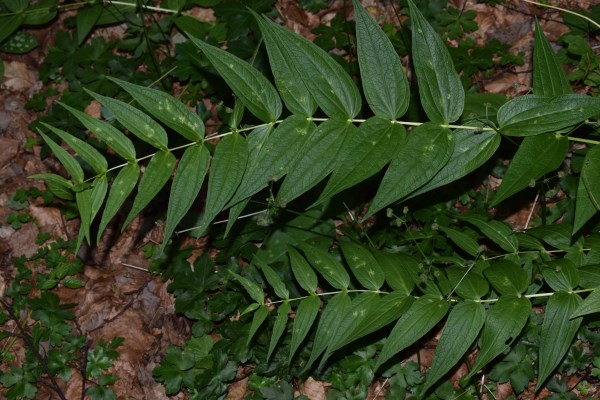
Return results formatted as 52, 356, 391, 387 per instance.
408, 0, 464, 123
123, 150, 176, 230
329, 291, 414, 353
459, 214, 518, 253
90, 175, 108, 224
366, 123, 454, 218
313, 117, 405, 207
573, 177, 597, 234
194, 133, 248, 235
28, 173, 74, 201
76, 3, 103, 45
376, 295, 449, 370
189, 37, 282, 123
288, 247, 318, 295
296, 242, 350, 290
438, 225, 481, 257
491, 133, 568, 206
374, 252, 418, 296
305, 292, 351, 370
423, 301, 485, 394
533, 19, 572, 97
353, 0, 409, 119
161, 145, 210, 250
340, 241, 385, 290
86, 90, 169, 151
58, 102, 136, 162
41, 123, 107, 175
108, 77, 204, 142
446, 268, 489, 300
484, 260, 528, 295
582, 144, 600, 210
254, 255, 289, 300
247, 304, 269, 346
537, 291, 582, 390
98, 162, 139, 240
543, 259, 579, 292
408, 130, 500, 199
498, 94, 600, 136
571, 287, 600, 318
251, 12, 316, 116
256, 15, 361, 118
467, 295, 530, 379
39, 132, 84, 184
267, 301, 291, 361
228, 116, 314, 206
76, 188, 93, 250
223, 198, 251, 238
289, 295, 320, 363
277, 119, 354, 206
228, 270, 264, 305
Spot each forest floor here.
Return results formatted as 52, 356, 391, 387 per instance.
0, 0, 598, 398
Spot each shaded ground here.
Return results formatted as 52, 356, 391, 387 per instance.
0, 0, 598, 398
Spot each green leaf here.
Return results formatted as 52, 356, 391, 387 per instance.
340, 241, 385, 290
532, 19, 572, 97
189, 37, 282, 122
228, 270, 264, 305
0, 15, 24, 44
467, 295, 531, 379
98, 163, 139, 239
446, 268, 489, 300
329, 291, 414, 353
86, 90, 169, 151
375, 295, 449, 370
438, 225, 481, 257
542, 259, 579, 292
459, 214, 518, 253
22, 0, 56, 25
484, 260, 529, 295
277, 119, 354, 206
314, 117, 405, 206
194, 133, 248, 233
297, 242, 350, 290
247, 305, 269, 345
305, 292, 351, 370
228, 116, 314, 206
41, 123, 107, 175
252, 12, 316, 116
256, 15, 361, 118
76, 188, 93, 249
58, 102, 136, 162
162, 145, 210, 250
224, 197, 250, 238
498, 94, 600, 136
353, 0, 409, 119
288, 247, 318, 294
122, 150, 176, 230
289, 295, 320, 363
573, 176, 597, 234
76, 4, 103, 45
423, 301, 485, 393
267, 301, 291, 361
408, 130, 500, 199
373, 251, 418, 296
491, 133, 568, 206
581, 144, 600, 210
90, 175, 108, 223
537, 291, 582, 390
254, 255, 289, 300
366, 123, 454, 217
408, 0, 464, 123
571, 287, 600, 318
108, 77, 204, 141
39, 132, 84, 184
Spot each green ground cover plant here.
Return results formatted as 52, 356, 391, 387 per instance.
2, 0, 600, 398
